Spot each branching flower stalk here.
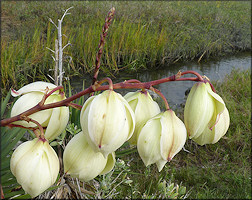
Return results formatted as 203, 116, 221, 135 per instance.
1, 70, 207, 128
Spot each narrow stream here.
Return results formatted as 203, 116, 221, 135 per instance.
70, 52, 251, 109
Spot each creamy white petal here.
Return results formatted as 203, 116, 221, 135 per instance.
10, 139, 39, 176
80, 90, 135, 157
100, 152, 116, 175
11, 92, 52, 127
193, 107, 230, 145
212, 106, 230, 143
184, 82, 215, 138
45, 95, 69, 141
205, 82, 226, 129
156, 159, 167, 172
160, 110, 186, 161
159, 111, 173, 161
126, 91, 160, 145
11, 81, 58, 97
63, 132, 107, 182
10, 138, 59, 198
137, 117, 162, 166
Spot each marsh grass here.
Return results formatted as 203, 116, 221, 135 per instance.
1, 1, 251, 95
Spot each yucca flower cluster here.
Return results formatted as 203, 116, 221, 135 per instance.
10, 82, 69, 197
8, 78, 230, 197
2, 7, 231, 198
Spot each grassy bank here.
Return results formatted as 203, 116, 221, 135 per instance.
1, 1, 251, 94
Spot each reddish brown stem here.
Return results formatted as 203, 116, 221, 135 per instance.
180, 70, 204, 82
68, 102, 82, 110
125, 79, 146, 92
150, 87, 170, 110
97, 77, 114, 90
92, 7, 115, 85
205, 80, 217, 93
40, 86, 64, 106
124, 79, 142, 83
45, 86, 64, 98
7, 123, 38, 131
20, 115, 45, 139
0, 71, 212, 127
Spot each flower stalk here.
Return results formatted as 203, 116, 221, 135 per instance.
150, 87, 170, 110
92, 7, 115, 85
0, 70, 211, 127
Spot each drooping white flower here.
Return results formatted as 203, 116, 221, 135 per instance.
63, 131, 115, 181
137, 110, 187, 171
80, 90, 135, 157
11, 81, 69, 141
10, 138, 59, 198
184, 82, 230, 145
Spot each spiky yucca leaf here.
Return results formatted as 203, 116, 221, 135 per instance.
1, 91, 28, 198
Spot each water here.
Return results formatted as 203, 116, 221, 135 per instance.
70, 52, 251, 109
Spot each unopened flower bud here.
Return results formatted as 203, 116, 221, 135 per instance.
124, 90, 160, 145
80, 90, 135, 157
137, 110, 187, 171
63, 131, 115, 181
10, 138, 59, 198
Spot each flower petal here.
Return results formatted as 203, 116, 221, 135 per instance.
63, 132, 107, 182
184, 82, 215, 138
212, 106, 230, 143
160, 110, 187, 161
205, 82, 225, 129
137, 117, 162, 167
125, 91, 160, 145
156, 159, 167, 172
11, 92, 52, 127
99, 152, 116, 175
45, 95, 69, 141
10, 138, 59, 198
11, 81, 58, 97
193, 107, 230, 145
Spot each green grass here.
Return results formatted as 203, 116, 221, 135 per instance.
1, 1, 251, 95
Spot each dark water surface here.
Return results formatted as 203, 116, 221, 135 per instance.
71, 52, 251, 109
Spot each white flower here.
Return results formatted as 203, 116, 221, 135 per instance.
11, 81, 69, 141
184, 82, 230, 145
137, 110, 187, 171
80, 90, 135, 157
63, 131, 115, 181
10, 138, 59, 198
124, 90, 160, 145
